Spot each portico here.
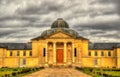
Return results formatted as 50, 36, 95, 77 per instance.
45, 41, 74, 66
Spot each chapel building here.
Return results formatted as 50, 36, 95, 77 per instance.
0, 18, 120, 68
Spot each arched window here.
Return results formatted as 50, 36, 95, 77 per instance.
95, 51, 97, 56
88, 51, 91, 56
17, 51, 19, 56
23, 51, 26, 56
43, 48, 46, 57
29, 51, 32, 56
74, 48, 77, 57
10, 51, 12, 56
108, 51, 111, 56
23, 59, 26, 65
101, 51, 104, 56
94, 59, 98, 66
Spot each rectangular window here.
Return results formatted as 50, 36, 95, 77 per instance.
95, 51, 97, 56
94, 59, 98, 66
23, 51, 26, 56
101, 51, 104, 56
88, 51, 91, 56
108, 51, 111, 56
17, 51, 20, 56
43, 48, 46, 57
23, 59, 26, 65
74, 48, 77, 57
29, 51, 32, 56
10, 51, 12, 56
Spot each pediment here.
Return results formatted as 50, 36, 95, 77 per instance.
47, 32, 73, 38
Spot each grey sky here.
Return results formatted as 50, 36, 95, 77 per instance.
0, 0, 120, 43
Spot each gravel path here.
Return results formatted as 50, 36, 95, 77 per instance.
23, 68, 92, 77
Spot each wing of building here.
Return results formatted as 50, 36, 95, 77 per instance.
0, 18, 120, 68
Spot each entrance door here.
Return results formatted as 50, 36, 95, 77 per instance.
56, 49, 63, 63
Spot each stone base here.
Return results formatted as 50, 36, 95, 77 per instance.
44, 64, 49, 67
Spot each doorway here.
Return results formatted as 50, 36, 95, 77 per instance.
56, 49, 63, 63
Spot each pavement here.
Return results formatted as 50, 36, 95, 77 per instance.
23, 68, 92, 77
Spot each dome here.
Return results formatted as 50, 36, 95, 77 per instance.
51, 18, 69, 28
41, 28, 79, 38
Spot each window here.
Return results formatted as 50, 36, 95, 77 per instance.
43, 48, 46, 57
74, 48, 77, 57
88, 51, 91, 56
17, 51, 20, 56
23, 59, 26, 65
95, 51, 97, 56
10, 51, 12, 56
108, 51, 111, 56
94, 59, 98, 66
101, 51, 104, 56
29, 51, 32, 56
23, 51, 26, 56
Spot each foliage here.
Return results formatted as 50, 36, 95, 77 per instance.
0, 67, 44, 77
76, 67, 120, 77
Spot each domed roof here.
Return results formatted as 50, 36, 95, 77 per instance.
41, 28, 79, 38
32, 18, 88, 40
51, 18, 69, 28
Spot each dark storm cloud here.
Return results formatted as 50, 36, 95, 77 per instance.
74, 22, 120, 31
17, 1, 65, 15
0, 0, 120, 42
0, 15, 39, 23
0, 28, 26, 38
97, 0, 120, 14
114, 0, 120, 14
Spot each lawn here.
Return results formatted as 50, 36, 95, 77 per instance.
76, 67, 120, 77
0, 67, 44, 77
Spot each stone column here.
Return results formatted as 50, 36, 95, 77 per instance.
53, 42, 56, 64
72, 43, 75, 63
64, 42, 67, 64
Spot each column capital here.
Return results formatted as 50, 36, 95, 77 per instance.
53, 42, 57, 44
64, 42, 67, 44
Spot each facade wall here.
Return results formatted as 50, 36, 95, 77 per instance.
117, 48, 120, 68
0, 49, 39, 68
83, 49, 117, 68
81, 40, 88, 57
0, 32, 120, 68
0, 48, 4, 67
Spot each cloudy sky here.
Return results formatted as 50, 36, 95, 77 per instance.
0, 0, 120, 43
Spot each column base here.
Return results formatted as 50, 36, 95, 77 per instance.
44, 64, 49, 67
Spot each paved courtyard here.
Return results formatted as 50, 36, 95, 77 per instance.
23, 68, 92, 77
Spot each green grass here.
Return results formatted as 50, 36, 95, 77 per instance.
0, 67, 44, 77
76, 67, 120, 77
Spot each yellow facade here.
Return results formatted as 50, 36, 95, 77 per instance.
0, 18, 120, 68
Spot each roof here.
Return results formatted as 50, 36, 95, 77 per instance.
51, 18, 69, 28
0, 43, 32, 50
32, 28, 81, 40
0, 42, 120, 50
32, 18, 88, 40
89, 43, 120, 50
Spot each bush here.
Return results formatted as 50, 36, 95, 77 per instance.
0, 67, 44, 77
76, 67, 120, 77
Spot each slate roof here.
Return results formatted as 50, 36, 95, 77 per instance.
51, 18, 69, 28
0, 43, 32, 50
89, 43, 120, 50
0, 42, 120, 50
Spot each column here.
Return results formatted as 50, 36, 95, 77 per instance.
72, 43, 75, 63
53, 42, 56, 63
64, 42, 67, 63
45, 43, 48, 63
